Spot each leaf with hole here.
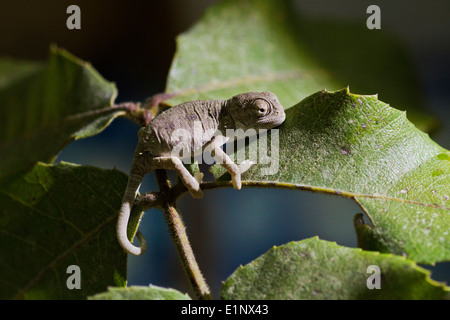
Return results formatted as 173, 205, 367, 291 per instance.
214, 88, 450, 264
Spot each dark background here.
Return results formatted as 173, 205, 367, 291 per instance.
1, 0, 448, 297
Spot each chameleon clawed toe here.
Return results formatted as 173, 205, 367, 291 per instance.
194, 170, 204, 184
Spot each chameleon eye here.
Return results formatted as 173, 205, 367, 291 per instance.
253, 99, 270, 117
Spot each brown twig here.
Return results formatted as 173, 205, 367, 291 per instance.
153, 170, 212, 300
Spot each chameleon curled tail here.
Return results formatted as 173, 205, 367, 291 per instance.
116, 171, 147, 256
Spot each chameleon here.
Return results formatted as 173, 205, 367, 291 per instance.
117, 91, 286, 255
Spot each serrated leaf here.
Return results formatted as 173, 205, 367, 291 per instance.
0, 162, 143, 299
213, 88, 449, 264
0, 46, 121, 183
89, 285, 191, 300
221, 237, 449, 300
165, 0, 447, 263
164, 0, 434, 131
295, 18, 436, 132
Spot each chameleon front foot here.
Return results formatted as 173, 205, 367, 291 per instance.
194, 170, 204, 184
231, 160, 256, 190
188, 185, 204, 199
186, 168, 204, 198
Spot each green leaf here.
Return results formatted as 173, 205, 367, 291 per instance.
214, 88, 449, 264
221, 237, 449, 300
165, 0, 446, 263
0, 162, 142, 299
295, 18, 437, 132
0, 46, 121, 183
165, 0, 336, 109
164, 0, 434, 131
353, 213, 389, 253
89, 285, 191, 300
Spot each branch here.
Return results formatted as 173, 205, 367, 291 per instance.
154, 170, 212, 300
113, 101, 151, 127
114, 92, 175, 127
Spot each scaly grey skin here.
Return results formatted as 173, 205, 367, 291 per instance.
117, 92, 286, 255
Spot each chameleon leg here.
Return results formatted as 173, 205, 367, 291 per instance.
153, 156, 203, 198
208, 135, 255, 190
213, 149, 242, 189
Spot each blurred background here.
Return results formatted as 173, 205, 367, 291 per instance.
1, 0, 448, 297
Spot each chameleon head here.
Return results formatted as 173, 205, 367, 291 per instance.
227, 91, 286, 130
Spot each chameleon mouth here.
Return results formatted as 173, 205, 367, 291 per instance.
258, 112, 286, 128
274, 113, 286, 126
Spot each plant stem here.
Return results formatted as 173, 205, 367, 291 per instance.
154, 170, 212, 300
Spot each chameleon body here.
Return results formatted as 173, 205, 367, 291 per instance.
117, 92, 285, 255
